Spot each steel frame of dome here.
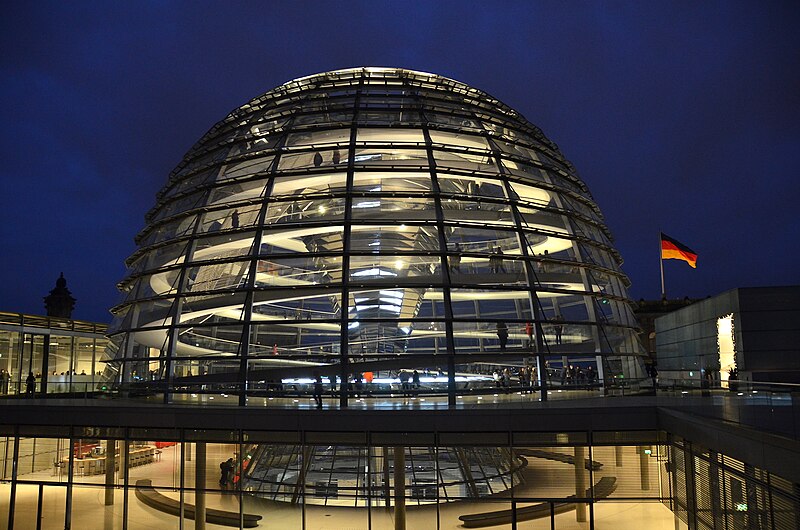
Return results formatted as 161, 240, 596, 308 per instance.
106, 67, 645, 406
241, 444, 526, 507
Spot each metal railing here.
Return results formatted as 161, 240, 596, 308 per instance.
2, 376, 798, 440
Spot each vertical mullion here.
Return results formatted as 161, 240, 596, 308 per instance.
236, 155, 280, 406
339, 76, 363, 408
419, 105, 458, 408
179, 435, 185, 530
7, 430, 19, 530
162, 228, 201, 404
64, 430, 75, 530
490, 138, 550, 401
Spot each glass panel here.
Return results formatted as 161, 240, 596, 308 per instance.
271, 172, 348, 197
356, 110, 421, 125
255, 257, 330, 286
264, 197, 346, 225
350, 225, 439, 253
286, 128, 350, 147
278, 148, 345, 170
352, 171, 431, 192
593, 500, 676, 530
192, 230, 256, 261
438, 171, 506, 199
0, 330, 21, 395
448, 251, 527, 286
231, 134, 281, 157
349, 255, 441, 284
139, 214, 198, 247
353, 148, 428, 167
432, 148, 494, 171
126, 270, 181, 302
427, 110, 485, 131
293, 110, 354, 128
141, 240, 191, 274
441, 199, 515, 226
11, 484, 67, 530
174, 324, 244, 357
445, 226, 521, 255
130, 298, 175, 328
348, 288, 424, 320
207, 179, 268, 206
183, 260, 251, 293
252, 288, 340, 322
19, 334, 45, 394
429, 129, 490, 149
439, 500, 513, 529
46, 335, 72, 392
217, 154, 275, 181
197, 204, 262, 234
71, 485, 125, 529
250, 321, 338, 360
516, 502, 555, 529
0, 477, 8, 528
16, 436, 71, 483
592, 445, 662, 499
356, 127, 425, 144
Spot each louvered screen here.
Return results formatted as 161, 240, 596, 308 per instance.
672, 445, 690, 526
694, 455, 715, 530
772, 489, 800, 530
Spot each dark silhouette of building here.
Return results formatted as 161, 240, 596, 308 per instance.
43, 272, 76, 318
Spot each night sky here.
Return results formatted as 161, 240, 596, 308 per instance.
2, 1, 798, 323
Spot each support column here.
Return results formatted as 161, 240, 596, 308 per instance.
639, 446, 651, 491
708, 451, 723, 529
596, 355, 606, 395
393, 447, 406, 530
195, 442, 206, 530
574, 446, 587, 523
615, 445, 623, 467
104, 440, 116, 506
382, 447, 391, 507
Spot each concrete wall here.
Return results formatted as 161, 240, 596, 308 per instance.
655, 286, 800, 383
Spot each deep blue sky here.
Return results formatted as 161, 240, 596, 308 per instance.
1, 1, 798, 323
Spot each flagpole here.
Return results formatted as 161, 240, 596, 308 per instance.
659, 231, 666, 300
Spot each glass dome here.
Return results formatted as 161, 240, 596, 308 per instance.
105, 67, 645, 404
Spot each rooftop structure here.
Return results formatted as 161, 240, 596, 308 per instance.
106, 67, 646, 406
4, 69, 795, 530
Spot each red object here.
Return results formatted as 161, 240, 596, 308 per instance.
154, 442, 177, 449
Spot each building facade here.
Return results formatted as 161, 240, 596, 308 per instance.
655, 286, 800, 385
3, 69, 797, 530
0, 311, 109, 396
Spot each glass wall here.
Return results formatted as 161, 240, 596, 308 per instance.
2, 427, 792, 530
106, 68, 648, 408
0, 312, 109, 395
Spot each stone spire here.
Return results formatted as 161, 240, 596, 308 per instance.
44, 272, 77, 319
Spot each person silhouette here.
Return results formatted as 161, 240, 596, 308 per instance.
496, 322, 509, 351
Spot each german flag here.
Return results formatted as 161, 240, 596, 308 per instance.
661, 233, 697, 268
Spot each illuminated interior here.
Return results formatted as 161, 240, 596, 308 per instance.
717, 313, 736, 382
104, 67, 646, 400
